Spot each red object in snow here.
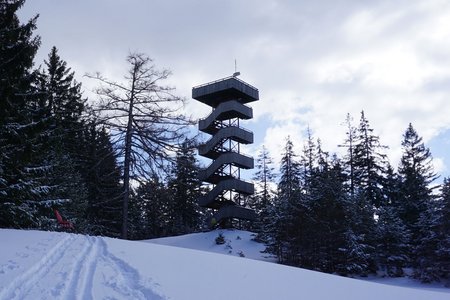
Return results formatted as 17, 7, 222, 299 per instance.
53, 209, 74, 230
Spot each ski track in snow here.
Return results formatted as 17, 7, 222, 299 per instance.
0, 233, 163, 300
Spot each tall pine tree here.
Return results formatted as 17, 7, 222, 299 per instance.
396, 124, 437, 243
249, 145, 277, 237
353, 111, 388, 208
80, 124, 122, 236
0, 0, 47, 228
32, 46, 88, 229
269, 137, 303, 264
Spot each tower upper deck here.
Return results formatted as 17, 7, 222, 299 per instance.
192, 76, 259, 108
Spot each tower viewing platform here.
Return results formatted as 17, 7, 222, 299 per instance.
193, 75, 259, 227
192, 76, 259, 107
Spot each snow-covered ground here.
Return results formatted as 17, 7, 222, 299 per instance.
0, 229, 448, 300
147, 229, 276, 262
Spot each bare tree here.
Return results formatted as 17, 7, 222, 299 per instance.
87, 53, 193, 239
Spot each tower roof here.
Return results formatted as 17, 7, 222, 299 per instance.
192, 76, 259, 107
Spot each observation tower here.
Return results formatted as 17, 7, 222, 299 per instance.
193, 74, 258, 227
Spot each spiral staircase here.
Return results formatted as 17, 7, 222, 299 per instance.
193, 75, 259, 227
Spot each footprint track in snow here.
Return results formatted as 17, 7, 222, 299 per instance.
96, 238, 164, 300
0, 234, 75, 300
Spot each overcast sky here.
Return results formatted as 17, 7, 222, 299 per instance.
19, 0, 450, 180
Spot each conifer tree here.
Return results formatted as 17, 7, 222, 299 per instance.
167, 139, 202, 235
353, 111, 388, 208
339, 113, 357, 195
278, 137, 301, 200
35, 47, 84, 129
413, 177, 450, 283
436, 178, 450, 285
267, 137, 302, 263
307, 155, 350, 273
383, 164, 401, 206
376, 205, 410, 277
413, 198, 442, 282
396, 124, 437, 243
80, 124, 122, 236
252, 145, 277, 210
130, 176, 171, 239
300, 127, 318, 191
32, 47, 88, 228
249, 145, 277, 240
0, 0, 46, 227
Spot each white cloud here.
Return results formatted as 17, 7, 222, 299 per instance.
19, 0, 450, 178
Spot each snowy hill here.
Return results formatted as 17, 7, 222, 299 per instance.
0, 229, 448, 300
146, 229, 276, 262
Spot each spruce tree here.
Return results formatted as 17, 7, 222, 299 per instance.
413, 198, 442, 282
267, 137, 302, 263
376, 205, 410, 277
308, 154, 350, 274
80, 124, 122, 236
252, 145, 277, 211
413, 177, 450, 283
300, 127, 318, 191
353, 111, 388, 208
167, 139, 202, 235
339, 113, 357, 195
32, 47, 88, 229
130, 176, 171, 239
35, 47, 84, 129
436, 178, 450, 285
249, 145, 277, 238
278, 137, 301, 200
0, 0, 47, 228
396, 124, 437, 247
383, 164, 401, 206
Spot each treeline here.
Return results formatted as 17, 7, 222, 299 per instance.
0, 0, 205, 239
248, 113, 449, 284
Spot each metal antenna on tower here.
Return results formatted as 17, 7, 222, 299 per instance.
233, 59, 240, 77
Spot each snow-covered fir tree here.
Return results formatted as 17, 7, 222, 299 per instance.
396, 123, 437, 262
79, 124, 122, 237
413, 197, 442, 282
248, 145, 277, 238
435, 178, 450, 285
307, 154, 350, 274
33, 47, 88, 229
267, 137, 302, 263
0, 0, 49, 228
339, 113, 357, 195
376, 205, 410, 277
352, 111, 388, 208
129, 176, 172, 240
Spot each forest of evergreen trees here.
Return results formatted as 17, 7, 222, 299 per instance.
248, 115, 450, 284
1, 0, 448, 284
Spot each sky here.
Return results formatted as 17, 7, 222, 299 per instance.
18, 0, 450, 181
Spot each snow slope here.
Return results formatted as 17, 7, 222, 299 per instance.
147, 229, 276, 262
0, 229, 448, 300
